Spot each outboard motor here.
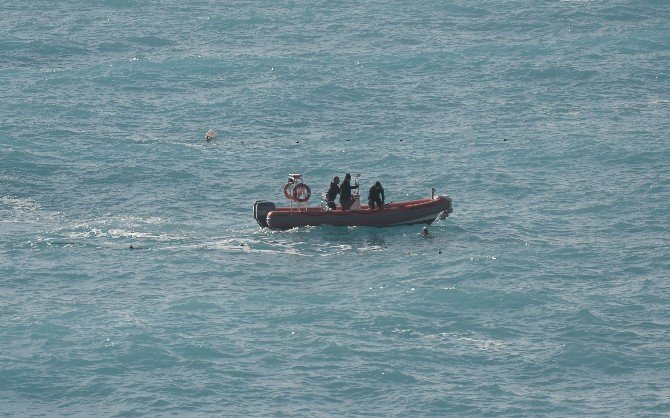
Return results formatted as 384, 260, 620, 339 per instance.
254, 201, 276, 228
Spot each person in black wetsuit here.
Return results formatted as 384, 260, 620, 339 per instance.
339, 173, 359, 210
326, 176, 340, 209
368, 181, 385, 210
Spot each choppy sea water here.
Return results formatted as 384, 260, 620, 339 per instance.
1, 1, 669, 415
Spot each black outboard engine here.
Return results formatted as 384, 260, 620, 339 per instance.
254, 201, 276, 228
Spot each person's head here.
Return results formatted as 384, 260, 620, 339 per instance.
375, 181, 381, 188
345, 173, 351, 181
333, 176, 340, 184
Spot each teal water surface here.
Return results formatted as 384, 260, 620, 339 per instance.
1, 1, 669, 415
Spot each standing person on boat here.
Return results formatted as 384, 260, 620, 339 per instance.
339, 173, 359, 210
368, 181, 385, 210
326, 176, 340, 210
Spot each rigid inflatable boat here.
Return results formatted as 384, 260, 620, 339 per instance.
254, 174, 453, 230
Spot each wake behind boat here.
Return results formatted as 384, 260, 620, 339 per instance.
254, 174, 453, 230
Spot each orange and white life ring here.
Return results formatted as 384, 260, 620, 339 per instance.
284, 183, 294, 200
292, 184, 311, 202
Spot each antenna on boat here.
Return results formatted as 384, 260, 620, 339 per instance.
352, 173, 361, 210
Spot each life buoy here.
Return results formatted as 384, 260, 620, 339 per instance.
292, 183, 311, 202
283, 183, 293, 200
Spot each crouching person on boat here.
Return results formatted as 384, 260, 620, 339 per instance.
368, 181, 385, 210
326, 176, 340, 210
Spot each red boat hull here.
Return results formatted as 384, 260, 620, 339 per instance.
265, 196, 452, 230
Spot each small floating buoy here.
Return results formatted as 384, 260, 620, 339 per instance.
205, 129, 217, 141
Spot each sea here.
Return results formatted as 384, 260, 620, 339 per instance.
1, 0, 669, 416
